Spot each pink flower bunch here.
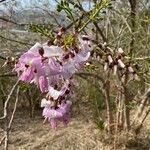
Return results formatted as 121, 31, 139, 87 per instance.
15, 32, 91, 129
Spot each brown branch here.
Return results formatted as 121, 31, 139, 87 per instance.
0, 17, 18, 25
0, 0, 7, 3
8, 86, 20, 129
136, 87, 150, 117
0, 35, 33, 46
68, 0, 85, 12
93, 22, 107, 42
76, 72, 105, 84
0, 73, 17, 77
134, 107, 150, 135
0, 79, 19, 120
0, 136, 5, 145
103, 71, 114, 133
128, 0, 137, 55
0, 56, 6, 60
2, 86, 20, 150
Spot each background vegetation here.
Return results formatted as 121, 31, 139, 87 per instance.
0, 0, 149, 149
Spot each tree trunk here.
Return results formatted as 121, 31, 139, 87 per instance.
104, 79, 113, 133
128, 0, 137, 56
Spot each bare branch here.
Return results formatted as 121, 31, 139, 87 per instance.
0, 35, 33, 46
0, 79, 19, 120
76, 72, 105, 84
0, 73, 17, 78
0, 0, 7, 3
8, 86, 20, 129
0, 56, 6, 60
93, 22, 107, 42
0, 17, 18, 25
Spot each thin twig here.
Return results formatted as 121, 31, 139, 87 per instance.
0, 136, 5, 145
0, 35, 33, 46
0, 79, 20, 120
0, 56, 6, 60
93, 22, 107, 42
76, 72, 105, 84
8, 86, 20, 129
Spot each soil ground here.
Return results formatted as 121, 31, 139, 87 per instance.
0, 101, 149, 150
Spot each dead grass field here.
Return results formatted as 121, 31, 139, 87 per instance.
0, 100, 149, 150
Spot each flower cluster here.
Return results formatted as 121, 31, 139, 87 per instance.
102, 46, 139, 81
15, 32, 91, 129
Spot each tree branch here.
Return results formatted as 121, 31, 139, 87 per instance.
0, 35, 33, 46
0, 79, 19, 120
0, 17, 18, 25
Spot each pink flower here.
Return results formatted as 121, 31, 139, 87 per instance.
48, 86, 62, 100
15, 34, 91, 129
19, 67, 34, 82
42, 100, 72, 129
38, 76, 48, 93
62, 58, 77, 79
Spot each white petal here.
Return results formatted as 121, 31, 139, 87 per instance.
48, 86, 61, 100
76, 52, 90, 62
43, 45, 63, 57
85, 62, 90, 66
29, 42, 42, 53
41, 98, 50, 107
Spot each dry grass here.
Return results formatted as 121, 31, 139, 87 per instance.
0, 96, 149, 150
0, 114, 111, 150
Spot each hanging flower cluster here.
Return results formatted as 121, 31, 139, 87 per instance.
106, 47, 139, 80
92, 44, 139, 81
14, 29, 91, 129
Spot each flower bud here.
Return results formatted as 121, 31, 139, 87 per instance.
118, 59, 125, 68
82, 35, 90, 41
118, 48, 124, 54
104, 62, 108, 71
113, 65, 117, 75
107, 55, 113, 64
38, 48, 44, 56
128, 66, 134, 73
132, 72, 139, 81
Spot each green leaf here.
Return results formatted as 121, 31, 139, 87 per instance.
57, 4, 62, 12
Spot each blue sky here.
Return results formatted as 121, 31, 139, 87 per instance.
0, 0, 93, 11
0, 0, 57, 12
0, 0, 94, 14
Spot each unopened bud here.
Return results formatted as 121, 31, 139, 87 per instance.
104, 62, 108, 71
128, 66, 134, 73
113, 65, 117, 75
108, 55, 113, 64
38, 48, 44, 56
118, 59, 125, 68
118, 48, 124, 54
82, 35, 90, 41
